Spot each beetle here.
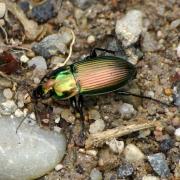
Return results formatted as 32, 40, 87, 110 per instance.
33, 47, 172, 115
32, 48, 138, 113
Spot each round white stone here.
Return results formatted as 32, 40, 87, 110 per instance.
3, 88, 13, 99
0, 116, 66, 180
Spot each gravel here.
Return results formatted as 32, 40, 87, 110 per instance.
115, 10, 143, 47
124, 144, 145, 163
90, 168, 103, 180
118, 103, 136, 120
32, 31, 73, 58
30, 0, 57, 23
147, 153, 170, 178
28, 56, 47, 70
117, 162, 134, 178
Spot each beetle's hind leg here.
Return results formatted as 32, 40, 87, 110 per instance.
90, 47, 116, 58
70, 96, 87, 147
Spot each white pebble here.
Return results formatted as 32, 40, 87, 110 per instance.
14, 109, 24, 118
29, 112, 36, 120
175, 128, 180, 141
3, 88, 13, 99
0, 3, 6, 18
118, 103, 136, 120
55, 117, 60, 124
142, 175, 160, 180
124, 144, 145, 163
0, 100, 17, 115
55, 164, 63, 171
87, 35, 95, 44
177, 43, 180, 58
115, 10, 143, 47
106, 139, 124, 154
89, 119, 105, 134
86, 150, 98, 157
20, 55, 29, 63
17, 101, 24, 108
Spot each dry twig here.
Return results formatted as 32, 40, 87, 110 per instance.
53, 29, 76, 70
85, 120, 157, 149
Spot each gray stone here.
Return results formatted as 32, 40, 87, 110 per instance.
117, 162, 134, 178
28, 56, 47, 70
118, 103, 136, 120
173, 81, 180, 106
90, 168, 103, 180
32, 31, 73, 58
115, 10, 143, 47
147, 153, 170, 178
0, 116, 66, 180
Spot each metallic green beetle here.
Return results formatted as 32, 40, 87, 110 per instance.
33, 55, 137, 101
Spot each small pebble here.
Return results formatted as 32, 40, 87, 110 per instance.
55, 117, 61, 124
118, 103, 136, 120
0, 100, 17, 115
117, 162, 134, 178
160, 139, 174, 152
87, 35, 95, 44
86, 150, 98, 157
31, 0, 57, 23
115, 10, 143, 47
61, 109, 75, 124
177, 43, 180, 58
28, 56, 47, 70
0, 2, 6, 18
20, 54, 29, 63
147, 153, 170, 177
142, 32, 159, 52
89, 119, 105, 134
32, 31, 72, 58
106, 139, 124, 154
138, 129, 151, 138
14, 109, 24, 118
170, 19, 180, 29
164, 88, 172, 96
90, 168, 103, 180
124, 144, 145, 163
55, 164, 63, 171
29, 112, 36, 120
175, 128, 180, 141
88, 109, 101, 120
142, 175, 160, 180
3, 88, 13, 99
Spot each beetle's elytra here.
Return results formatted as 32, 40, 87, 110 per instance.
33, 55, 137, 100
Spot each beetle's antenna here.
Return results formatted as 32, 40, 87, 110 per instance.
118, 91, 175, 107
53, 29, 76, 69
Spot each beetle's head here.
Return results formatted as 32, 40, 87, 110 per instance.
32, 79, 56, 99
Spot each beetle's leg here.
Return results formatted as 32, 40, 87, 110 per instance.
90, 47, 116, 57
118, 91, 174, 107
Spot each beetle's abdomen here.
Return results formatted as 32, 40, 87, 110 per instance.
73, 56, 136, 95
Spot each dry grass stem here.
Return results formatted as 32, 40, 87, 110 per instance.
85, 120, 157, 149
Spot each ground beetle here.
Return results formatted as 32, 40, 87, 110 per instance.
33, 47, 172, 116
